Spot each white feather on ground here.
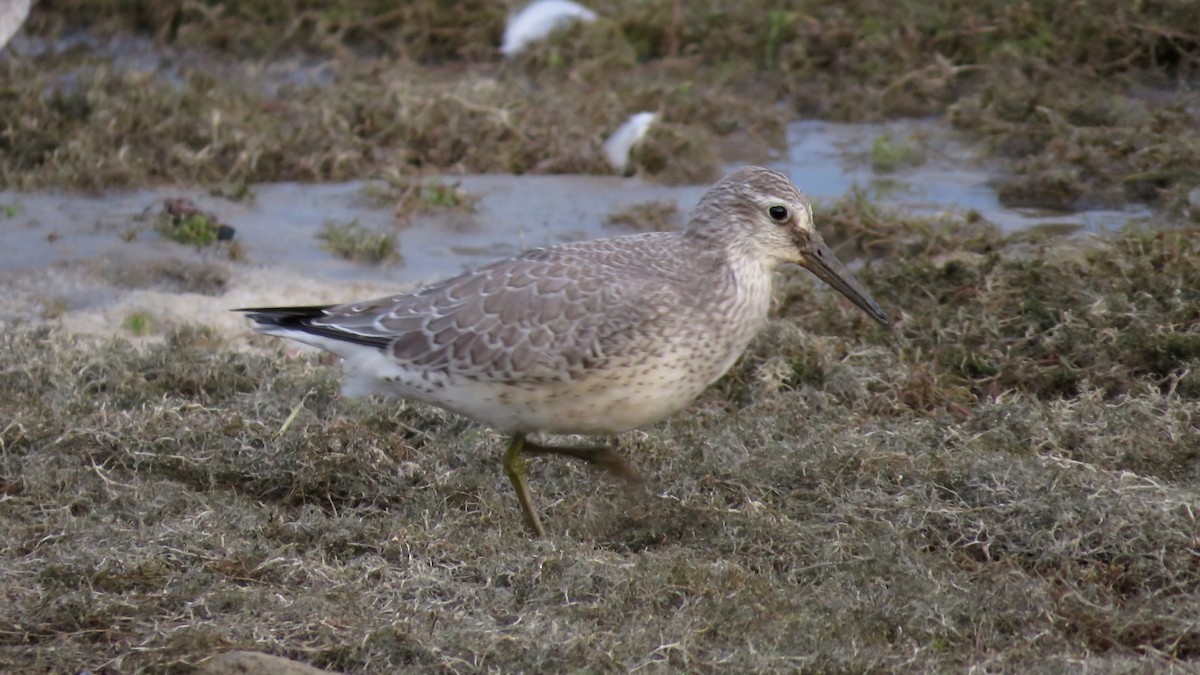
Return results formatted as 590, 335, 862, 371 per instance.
604, 112, 658, 174
501, 0, 598, 57
0, 0, 31, 50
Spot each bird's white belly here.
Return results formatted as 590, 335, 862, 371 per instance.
435, 362, 714, 435
358, 349, 735, 435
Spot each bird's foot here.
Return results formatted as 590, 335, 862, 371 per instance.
522, 439, 644, 486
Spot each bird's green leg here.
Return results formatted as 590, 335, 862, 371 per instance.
522, 440, 643, 485
503, 433, 546, 537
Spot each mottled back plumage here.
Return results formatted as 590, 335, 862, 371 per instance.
288, 232, 721, 383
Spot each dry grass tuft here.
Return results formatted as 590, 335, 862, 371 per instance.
604, 199, 682, 232
316, 220, 401, 266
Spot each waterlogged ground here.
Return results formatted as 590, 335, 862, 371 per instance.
1, 2, 1199, 673
0, 119, 1155, 335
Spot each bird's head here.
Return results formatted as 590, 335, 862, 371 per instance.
689, 166, 889, 325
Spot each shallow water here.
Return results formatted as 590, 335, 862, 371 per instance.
0, 120, 1151, 287
0, 118, 1159, 330
0, 177, 702, 287
777, 119, 1150, 233
5, 31, 336, 94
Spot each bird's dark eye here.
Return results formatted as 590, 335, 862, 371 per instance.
768, 205, 788, 222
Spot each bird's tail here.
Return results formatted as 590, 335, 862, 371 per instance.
235, 305, 399, 398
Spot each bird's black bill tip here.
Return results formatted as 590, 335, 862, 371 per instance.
843, 290, 889, 326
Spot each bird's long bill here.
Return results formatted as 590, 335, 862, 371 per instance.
800, 240, 890, 325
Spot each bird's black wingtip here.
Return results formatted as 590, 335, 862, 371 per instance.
235, 304, 393, 349
234, 305, 332, 328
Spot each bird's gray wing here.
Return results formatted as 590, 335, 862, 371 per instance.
310, 242, 684, 383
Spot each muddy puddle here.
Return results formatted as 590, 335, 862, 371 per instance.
0, 119, 1156, 336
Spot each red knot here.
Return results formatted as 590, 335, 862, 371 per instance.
239, 166, 888, 537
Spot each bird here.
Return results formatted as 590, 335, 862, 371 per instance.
238, 166, 889, 537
